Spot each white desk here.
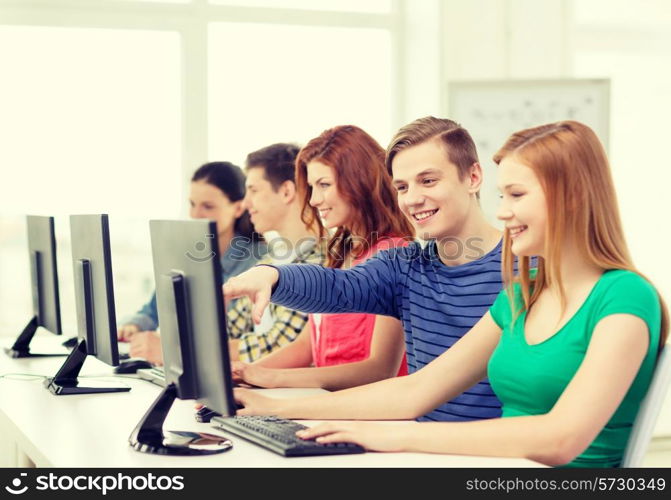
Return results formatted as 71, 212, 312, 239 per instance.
0, 333, 543, 468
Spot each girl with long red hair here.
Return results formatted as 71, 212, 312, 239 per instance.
231, 125, 413, 390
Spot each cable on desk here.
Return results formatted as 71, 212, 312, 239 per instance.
0, 373, 48, 382
77, 374, 133, 388
0, 373, 134, 388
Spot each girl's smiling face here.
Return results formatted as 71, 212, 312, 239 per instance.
306, 160, 352, 230
496, 156, 548, 257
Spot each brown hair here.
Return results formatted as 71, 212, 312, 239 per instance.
386, 116, 480, 198
494, 120, 668, 349
244, 143, 301, 190
295, 125, 414, 268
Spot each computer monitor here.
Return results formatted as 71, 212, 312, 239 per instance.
129, 219, 235, 455
43, 214, 130, 396
5, 215, 69, 358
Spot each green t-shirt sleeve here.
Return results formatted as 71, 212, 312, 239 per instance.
596, 271, 661, 344
489, 288, 512, 329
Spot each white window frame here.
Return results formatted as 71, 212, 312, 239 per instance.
0, 0, 413, 206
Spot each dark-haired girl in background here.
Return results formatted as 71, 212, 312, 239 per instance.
117, 161, 265, 364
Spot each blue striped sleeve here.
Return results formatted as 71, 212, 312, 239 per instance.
270, 252, 400, 317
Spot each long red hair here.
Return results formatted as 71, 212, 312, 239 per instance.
295, 125, 414, 268
494, 120, 668, 349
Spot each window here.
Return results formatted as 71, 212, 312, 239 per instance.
0, 1, 402, 334
208, 22, 392, 165
0, 25, 181, 332
209, 0, 392, 13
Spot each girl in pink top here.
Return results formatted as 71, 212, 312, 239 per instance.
310, 236, 408, 375
232, 125, 413, 390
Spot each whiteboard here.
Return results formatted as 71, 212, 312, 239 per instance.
447, 79, 610, 226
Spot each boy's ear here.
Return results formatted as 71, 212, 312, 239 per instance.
467, 162, 484, 195
280, 180, 297, 204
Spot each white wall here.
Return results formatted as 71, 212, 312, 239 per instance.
441, 0, 671, 317
442, 0, 569, 80
396, 0, 443, 125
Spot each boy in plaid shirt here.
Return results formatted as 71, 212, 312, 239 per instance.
227, 143, 324, 362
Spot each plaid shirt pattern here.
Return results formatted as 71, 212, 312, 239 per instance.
227, 242, 324, 362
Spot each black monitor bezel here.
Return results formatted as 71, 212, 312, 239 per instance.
4, 215, 67, 359
27, 215, 63, 335
128, 219, 238, 455
149, 219, 237, 417
44, 214, 129, 395
69, 214, 120, 367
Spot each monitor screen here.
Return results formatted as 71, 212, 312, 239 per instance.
69, 214, 121, 367
27, 215, 62, 335
150, 219, 237, 416
44, 214, 129, 395
5, 215, 65, 358
128, 219, 235, 455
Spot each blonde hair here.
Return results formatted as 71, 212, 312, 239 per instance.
493, 120, 668, 349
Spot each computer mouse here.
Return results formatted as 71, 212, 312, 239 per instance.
194, 403, 244, 423
114, 358, 153, 374
195, 406, 220, 423
61, 336, 79, 349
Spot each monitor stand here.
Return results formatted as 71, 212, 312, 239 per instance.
4, 316, 68, 358
129, 383, 232, 456
44, 338, 131, 395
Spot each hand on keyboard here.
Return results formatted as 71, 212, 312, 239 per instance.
295, 421, 407, 453
211, 416, 365, 457
231, 361, 274, 388
232, 387, 282, 417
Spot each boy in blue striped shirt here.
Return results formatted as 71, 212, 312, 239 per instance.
226, 117, 503, 421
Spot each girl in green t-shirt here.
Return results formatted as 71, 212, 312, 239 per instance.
234, 120, 668, 468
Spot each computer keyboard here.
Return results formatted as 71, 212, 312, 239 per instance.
137, 366, 166, 387
211, 415, 365, 457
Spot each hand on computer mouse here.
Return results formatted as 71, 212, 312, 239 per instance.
222, 266, 279, 324
114, 358, 153, 374
117, 324, 139, 342
129, 331, 163, 366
